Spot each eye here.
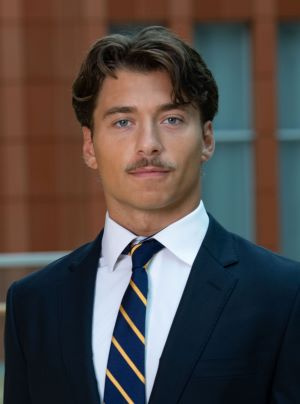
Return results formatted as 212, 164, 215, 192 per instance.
115, 119, 131, 128
163, 116, 183, 125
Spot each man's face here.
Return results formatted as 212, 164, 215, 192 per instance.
82, 69, 214, 218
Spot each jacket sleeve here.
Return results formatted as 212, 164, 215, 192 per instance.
270, 285, 300, 403
4, 283, 31, 404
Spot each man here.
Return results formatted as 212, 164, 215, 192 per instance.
4, 26, 300, 404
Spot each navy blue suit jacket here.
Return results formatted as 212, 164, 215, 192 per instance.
4, 216, 300, 403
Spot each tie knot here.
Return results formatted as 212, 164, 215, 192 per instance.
129, 239, 164, 270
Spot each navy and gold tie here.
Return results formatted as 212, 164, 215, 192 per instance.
104, 238, 164, 404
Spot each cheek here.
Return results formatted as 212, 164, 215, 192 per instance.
96, 149, 127, 185
98, 138, 133, 165
177, 141, 202, 169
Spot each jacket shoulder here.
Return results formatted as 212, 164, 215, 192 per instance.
9, 234, 102, 296
206, 214, 300, 283
233, 232, 300, 273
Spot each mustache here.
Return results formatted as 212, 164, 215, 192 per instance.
125, 157, 176, 172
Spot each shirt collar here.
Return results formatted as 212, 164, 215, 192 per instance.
154, 200, 209, 266
101, 201, 209, 271
101, 214, 137, 272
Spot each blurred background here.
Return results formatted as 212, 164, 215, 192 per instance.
0, 0, 300, 400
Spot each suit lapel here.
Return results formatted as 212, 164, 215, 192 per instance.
60, 233, 103, 404
149, 216, 239, 403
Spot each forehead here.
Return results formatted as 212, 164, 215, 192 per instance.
95, 69, 174, 109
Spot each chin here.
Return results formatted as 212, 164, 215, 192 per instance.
130, 196, 177, 211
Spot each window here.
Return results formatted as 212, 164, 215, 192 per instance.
194, 24, 254, 240
278, 23, 300, 261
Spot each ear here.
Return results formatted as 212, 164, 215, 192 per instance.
201, 121, 215, 162
82, 126, 98, 169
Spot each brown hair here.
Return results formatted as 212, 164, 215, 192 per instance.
72, 26, 218, 129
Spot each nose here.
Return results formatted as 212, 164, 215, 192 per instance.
136, 122, 163, 157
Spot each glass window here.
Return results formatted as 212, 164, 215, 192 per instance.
278, 23, 300, 261
194, 24, 254, 241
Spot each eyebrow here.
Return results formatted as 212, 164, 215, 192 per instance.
158, 102, 190, 112
103, 106, 137, 119
102, 102, 190, 119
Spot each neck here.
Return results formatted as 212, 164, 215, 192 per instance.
107, 198, 201, 236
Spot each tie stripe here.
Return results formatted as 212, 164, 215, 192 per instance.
104, 239, 164, 404
112, 337, 145, 383
130, 280, 147, 305
109, 318, 144, 367
120, 305, 145, 344
130, 243, 142, 255
106, 369, 134, 404
106, 339, 145, 401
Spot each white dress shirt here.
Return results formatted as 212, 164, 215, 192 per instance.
92, 201, 209, 402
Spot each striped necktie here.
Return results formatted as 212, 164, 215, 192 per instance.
104, 238, 164, 404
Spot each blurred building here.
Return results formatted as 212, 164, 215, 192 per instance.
0, 0, 300, 362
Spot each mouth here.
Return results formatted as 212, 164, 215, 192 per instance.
128, 166, 172, 178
